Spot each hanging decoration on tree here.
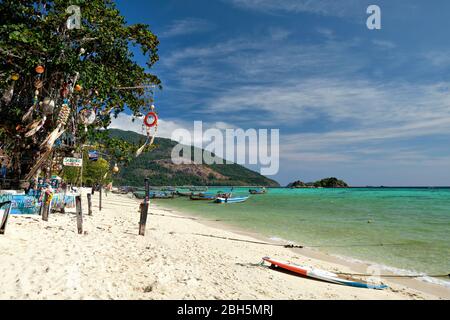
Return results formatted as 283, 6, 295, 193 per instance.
22, 66, 46, 122
136, 105, 158, 157
35, 65, 45, 74
79, 108, 96, 132
24, 117, 46, 138
40, 97, 56, 115
1, 74, 18, 105
40, 103, 71, 151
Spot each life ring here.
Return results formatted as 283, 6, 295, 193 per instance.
144, 112, 158, 128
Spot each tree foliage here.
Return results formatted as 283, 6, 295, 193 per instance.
0, 0, 160, 187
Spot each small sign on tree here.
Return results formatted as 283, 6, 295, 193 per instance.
63, 157, 83, 167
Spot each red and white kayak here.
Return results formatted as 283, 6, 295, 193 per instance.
262, 257, 388, 290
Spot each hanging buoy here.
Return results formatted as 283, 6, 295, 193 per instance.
144, 111, 158, 128
35, 65, 45, 74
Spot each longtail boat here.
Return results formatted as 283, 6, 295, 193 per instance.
215, 196, 249, 204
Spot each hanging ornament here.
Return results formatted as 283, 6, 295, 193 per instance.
40, 97, 55, 115
144, 111, 158, 128
40, 103, 71, 151
22, 103, 37, 122
60, 83, 69, 98
136, 106, 159, 157
35, 65, 45, 74
24, 117, 47, 138
112, 164, 119, 174
74, 84, 82, 92
136, 124, 158, 158
79, 109, 96, 132
79, 48, 86, 55
34, 79, 44, 89
1, 82, 15, 105
11, 73, 20, 81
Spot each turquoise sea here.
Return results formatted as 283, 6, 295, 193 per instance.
157, 187, 450, 287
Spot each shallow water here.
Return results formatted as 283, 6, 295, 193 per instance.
158, 187, 450, 284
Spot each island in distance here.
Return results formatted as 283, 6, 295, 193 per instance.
287, 177, 349, 189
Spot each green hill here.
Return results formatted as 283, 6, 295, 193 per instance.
108, 129, 280, 187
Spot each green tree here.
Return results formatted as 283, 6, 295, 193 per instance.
83, 157, 110, 186
62, 166, 79, 184
0, 0, 160, 188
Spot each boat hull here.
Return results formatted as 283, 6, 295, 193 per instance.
263, 257, 388, 290
215, 196, 249, 204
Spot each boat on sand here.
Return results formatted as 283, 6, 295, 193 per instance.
262, 257, 388, 290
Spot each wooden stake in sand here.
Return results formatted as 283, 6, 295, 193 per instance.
99, 185, 102, 212
41, 192, 50, 221
138, 178, 150, 236
0, 201, 12, 235
87, 193, 92, 216
76, 195, 83, 234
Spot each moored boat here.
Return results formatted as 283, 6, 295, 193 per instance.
190, 194, 216, 201
134, 191, 175, 199
249, 187, 267, 195
189, 186, 208, 192
215, 196, 249, 204
176, 191, 193, 197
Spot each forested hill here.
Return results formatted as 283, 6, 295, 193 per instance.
108, 129, 280, 187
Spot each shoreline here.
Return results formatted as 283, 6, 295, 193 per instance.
1, 190, 448, 300
153, 201, 450, 299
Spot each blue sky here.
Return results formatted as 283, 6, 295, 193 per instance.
112, 0, 450, 186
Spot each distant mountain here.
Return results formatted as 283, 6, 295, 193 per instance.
108, 129, 280, 187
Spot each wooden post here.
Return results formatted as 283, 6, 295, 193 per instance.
138, 178, 150, 236
87, 193, 92, 216
0, 201, 12, 235
99, 184, 102, 212
76, 195, 83, 234
42, 192, 50, 221
61, 183, 67, 214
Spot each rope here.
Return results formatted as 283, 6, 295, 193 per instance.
189, 233, 304, 249
335, 272, 450, 279
149, 212, 251, 223
186, 232, 412, 249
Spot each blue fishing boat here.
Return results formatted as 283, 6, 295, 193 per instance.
215, 196, 249, 204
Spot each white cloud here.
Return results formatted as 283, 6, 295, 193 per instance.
371, 39, 396, 49
109, 113, 191, 140
160, 18, 213, 38
424, 51, 450, 68
109, 114, 238, 144
225, 0, 365, 17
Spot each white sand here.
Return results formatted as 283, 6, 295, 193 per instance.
0, 189, 448, 300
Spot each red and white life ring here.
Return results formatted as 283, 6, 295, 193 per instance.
144, 112, 158, 128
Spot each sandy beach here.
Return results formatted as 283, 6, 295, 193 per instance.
0, 189, 448, 300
